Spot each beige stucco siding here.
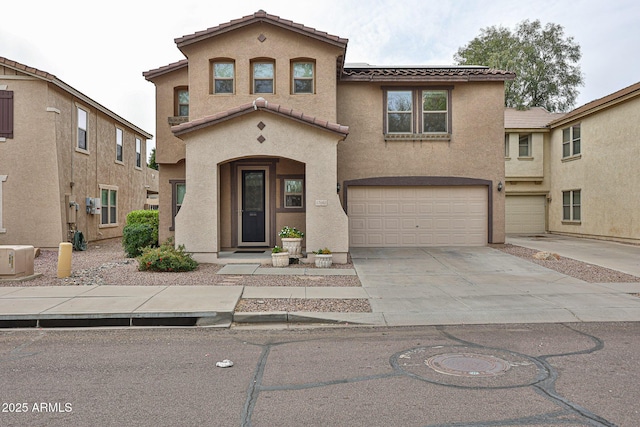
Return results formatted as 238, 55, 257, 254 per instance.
150, 68, 188, 165
174, 111, 348, 261
0, 78, 63, 247
337, 81, 506, 244
1, 69, 155, 248
548, 97, 640, 241
179, 23, 342, 123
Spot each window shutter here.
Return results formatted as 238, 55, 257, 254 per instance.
0, 90, 14, 138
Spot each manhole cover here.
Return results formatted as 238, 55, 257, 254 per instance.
426, 353, 510, 377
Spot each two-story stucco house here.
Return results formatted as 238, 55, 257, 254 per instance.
504, 107, 564, 233
0, 57, 157, 248
505, 82, 640, 243
143, 10, 514, 263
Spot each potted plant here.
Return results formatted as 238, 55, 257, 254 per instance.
313, 248, 333, 268
271, 246, 290, 267
279, 226, 304, 256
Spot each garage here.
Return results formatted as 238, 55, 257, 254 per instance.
348, 186, 488, 247
505, 195, 546, 234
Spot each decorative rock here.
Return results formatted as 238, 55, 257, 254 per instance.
533, 251, 560, 261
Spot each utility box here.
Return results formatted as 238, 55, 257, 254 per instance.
0, 245, 35, 278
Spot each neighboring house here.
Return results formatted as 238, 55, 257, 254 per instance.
504, 107, 564, 233
505, 81, 640, 243
0, 57, 157, 248
143, 10, 514, 263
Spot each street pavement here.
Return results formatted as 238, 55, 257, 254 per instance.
1, 234, 640, 328
1, 324, 638, 426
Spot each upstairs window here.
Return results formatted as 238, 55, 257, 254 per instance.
519, 134, 531, 157
213, 62, 235, 94
0, 90, 14, 139
562, 124, 581, 158
422, 90, 448, 133
504, 134, 510, 157
253, 61, 275, 94
176, 88, 189, 117
387, 91, 413, 133
77, 107, 88, 150
116, 128, 123, 162
135, 138, 142, 168
385, 88, 450, 136
292, 62, 314, 94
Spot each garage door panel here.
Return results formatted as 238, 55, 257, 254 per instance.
349, 186, 488, 247
505, 195, 545, 234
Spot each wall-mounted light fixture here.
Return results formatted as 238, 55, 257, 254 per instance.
497, 181, 503, 192
337, 183, 341, 193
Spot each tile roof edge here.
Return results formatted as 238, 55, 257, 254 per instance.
172, 98, 349, 137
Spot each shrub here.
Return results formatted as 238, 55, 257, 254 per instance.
126, 210, 159, 245
123, 223, 155, 258
272, 246, 287, 253
137, 239, 198, 272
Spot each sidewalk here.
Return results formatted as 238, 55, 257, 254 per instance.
2, 241, 640, 329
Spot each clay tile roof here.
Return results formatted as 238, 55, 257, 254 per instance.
504, 107, 565, 129
0, 56, 152, 138
172, 97, 349, 137
0, 56, 57, 80
143, 59, 188, 81
174, 10, 348, 49
547, 80, 640, 127
341, 64, 515, 82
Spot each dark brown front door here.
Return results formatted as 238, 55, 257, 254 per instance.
241, 170, 266, 243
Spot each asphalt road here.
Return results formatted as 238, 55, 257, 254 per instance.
1, 323, 638, 426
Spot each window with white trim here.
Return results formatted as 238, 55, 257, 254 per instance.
170, 180, 186, 231
77, 107, 88, 150
135, 138, 142, 168
519, 134, 531, 157
562, 124, 581, 158
100, 186, 118, 225
562, 190, 581, 221
284, 179, 304, 208
504, 134, 510, 157
115, 128, 123, 162
292, 62, 314, 94
252, 61, 275, 94
213, 62, 235, 94
384, 88, 450, 137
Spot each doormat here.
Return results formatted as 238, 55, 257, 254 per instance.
234, 250, 268, 254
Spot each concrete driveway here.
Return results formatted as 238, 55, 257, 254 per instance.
350, 246, 640, 326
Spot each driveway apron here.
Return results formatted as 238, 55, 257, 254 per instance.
350, 247, 640, 326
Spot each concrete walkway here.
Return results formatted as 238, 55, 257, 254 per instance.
2, 236, 640, 328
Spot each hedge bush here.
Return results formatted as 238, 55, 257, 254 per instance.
122, 210, 159, 257
126, 210, 159, 244
137, 239, 198, 272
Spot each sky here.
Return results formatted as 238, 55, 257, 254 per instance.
2, 0, 638, 160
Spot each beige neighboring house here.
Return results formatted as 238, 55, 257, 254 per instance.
143, 10, 514, 263
0, 57, 157, 249
505, 81, 640, 243
504, 107, 564, 233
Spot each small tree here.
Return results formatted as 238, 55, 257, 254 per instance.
148, 147, 159, 170
455, 20, 584, 112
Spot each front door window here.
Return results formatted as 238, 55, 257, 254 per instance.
241, 170, 266, 244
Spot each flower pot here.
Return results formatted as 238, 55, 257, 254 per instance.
314, 254, 333, 268
281, 238, 303, 256
271, 252, 290, 267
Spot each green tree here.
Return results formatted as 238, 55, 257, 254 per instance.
455, 20, 584, 112
148, 147, 158, 170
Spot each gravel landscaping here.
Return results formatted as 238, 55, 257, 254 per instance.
493, 244, 640, 283
236, 298, 371, 313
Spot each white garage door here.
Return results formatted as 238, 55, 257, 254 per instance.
348, 186, 488, 247
505, 195, 546, 234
